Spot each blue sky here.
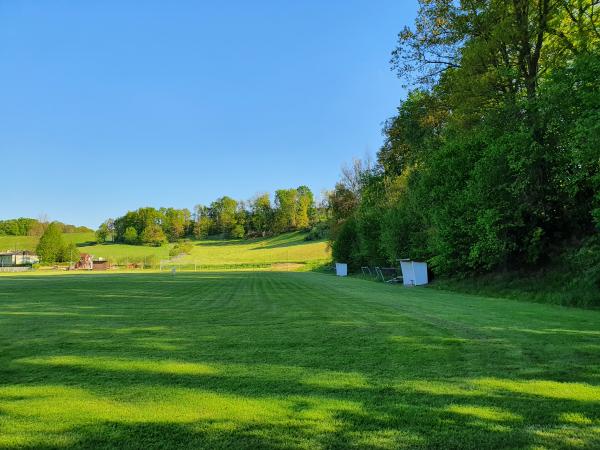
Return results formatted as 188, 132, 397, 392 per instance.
0, 0, 417, 228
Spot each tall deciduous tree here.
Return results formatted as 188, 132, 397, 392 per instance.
140, 223, 167, 246
210, 196, 239, 236
36, 222, 65, 263
296, 186, 314, 230
274, 189, 298, 232
250, 193, 273, 236
161, 208, 189, 241
123, 226, 138, 245
193, 205, 213, 239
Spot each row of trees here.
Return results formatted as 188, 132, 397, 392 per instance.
0, 217, 91, 236
331, 0, 599, 276
98, 186, 322, 246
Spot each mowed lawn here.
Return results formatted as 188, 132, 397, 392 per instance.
0, 272, 599, 449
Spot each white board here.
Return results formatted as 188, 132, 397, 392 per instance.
400, 260, 428, 286
411, 262, 428, 285
335, 263, 348, 277
400, 260, 415, 286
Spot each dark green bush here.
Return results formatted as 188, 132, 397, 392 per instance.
304, 222, 329, 241
331, 217, 360, 269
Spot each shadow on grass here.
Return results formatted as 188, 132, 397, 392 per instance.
75, 241, 98, 248
194, 240, 247, 247
194, 232, 318, 251
5, 337, 600, 448
3, 361, 599, 449
1, 271, 599, 448
6, 421, 295, 449
250, 232, 321, 250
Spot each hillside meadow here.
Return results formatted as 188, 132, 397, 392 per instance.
0, 232, 330, 268
0, 232, 95, 253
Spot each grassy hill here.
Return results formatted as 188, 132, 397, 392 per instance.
178, 232, 329, 266
0, 232, 96, 253
430, 236, 600, 309
0, 231, 330, 268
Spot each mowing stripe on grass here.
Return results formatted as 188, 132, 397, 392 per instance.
0, 271, 599, 449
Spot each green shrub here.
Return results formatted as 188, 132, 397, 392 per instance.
141, 224, 167, 247
231, 224, 245, 239
331, 217, 360, 269
169, 241, 193, 257
304, 222, 329, 241
60, 242, 80, 263
123, 227, 138, 245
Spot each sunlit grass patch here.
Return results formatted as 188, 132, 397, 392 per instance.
445, 404, 522, 422
0, 384, 363, 448
473, 378, 600, 402
531, 426, 597, 448
559, 412, 593, 425
18, 355, 218, 376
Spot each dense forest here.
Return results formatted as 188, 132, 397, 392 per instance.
97, 186, 327, 246
329, 0, 599, 303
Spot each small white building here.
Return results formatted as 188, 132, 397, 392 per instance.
0, 251, 39, 267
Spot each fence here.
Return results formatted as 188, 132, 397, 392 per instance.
35, 258, 325, 272
0, 266, 32, 273
158, 261, 274, 272
360, 266, 402, 283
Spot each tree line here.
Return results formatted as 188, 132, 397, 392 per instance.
97, 186, 325, 246
330, 0, 599, 277
0, 218, 91, 237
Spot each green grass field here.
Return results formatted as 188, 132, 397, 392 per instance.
0, 232, 330, 268
0, 233, 96, 253
0, 271, 598, 449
